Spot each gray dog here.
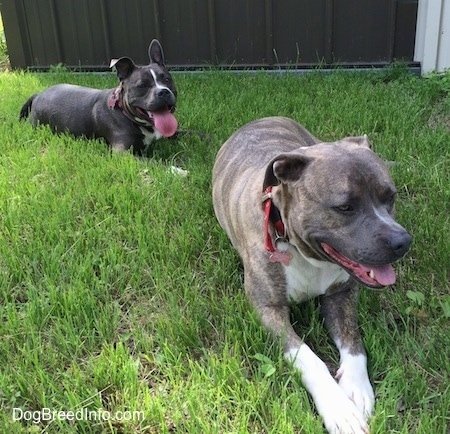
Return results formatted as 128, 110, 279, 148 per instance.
212, 117, 411, 434
19, 40, 177, 155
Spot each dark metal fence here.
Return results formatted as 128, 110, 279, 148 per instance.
1, 0, 418, 70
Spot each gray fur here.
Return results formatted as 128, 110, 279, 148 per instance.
19, 40, 177, 156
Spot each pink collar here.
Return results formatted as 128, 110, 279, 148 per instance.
108, 84, 139, 123
108, 84, 122, 109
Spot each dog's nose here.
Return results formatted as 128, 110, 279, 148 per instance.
387, 230, 412, 257
158, 88, 171, 98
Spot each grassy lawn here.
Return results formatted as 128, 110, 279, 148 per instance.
0, 65, 449, 433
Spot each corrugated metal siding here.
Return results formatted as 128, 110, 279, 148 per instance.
1, 0, 418, 70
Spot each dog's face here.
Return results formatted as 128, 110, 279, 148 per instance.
268, 137, 412, 288
124, 64, 177, 111
110, 40, 178, 137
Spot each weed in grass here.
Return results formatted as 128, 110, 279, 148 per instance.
0, 68, 449, 433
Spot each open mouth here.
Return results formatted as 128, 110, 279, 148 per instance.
136, 105, 178, 137
320, 242, 396, 288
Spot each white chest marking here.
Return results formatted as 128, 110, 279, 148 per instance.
278, 240, 350, 302
139, 127, 161, 145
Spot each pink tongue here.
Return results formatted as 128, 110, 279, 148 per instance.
152, 110, 178, 137
362, 264, 396, 286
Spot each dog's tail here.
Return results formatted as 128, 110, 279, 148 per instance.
19, 95, 36, 120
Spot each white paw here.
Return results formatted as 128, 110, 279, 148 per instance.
286, 345, 370, 434
336, 352, 375, 418
316, 382, 369, 434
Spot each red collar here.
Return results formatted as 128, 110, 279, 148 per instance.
262, 186, 292, 265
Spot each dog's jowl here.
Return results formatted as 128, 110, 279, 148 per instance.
212, 117, 411, 434
19, 39, 177, 155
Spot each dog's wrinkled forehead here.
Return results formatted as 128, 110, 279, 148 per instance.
305, 143, 394, 198
137, 64, 166, 81
129, 64, 176, 93
146, 63, 169, 76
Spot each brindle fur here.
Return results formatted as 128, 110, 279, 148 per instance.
212, 116, 411, 433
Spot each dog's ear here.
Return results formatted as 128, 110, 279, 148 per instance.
148, 39, 165, 66
110, 57, 136, 81
341, 134, 372, 149
263, 153, 311, 190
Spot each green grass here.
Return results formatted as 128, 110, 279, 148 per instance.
0, 66, 449, 433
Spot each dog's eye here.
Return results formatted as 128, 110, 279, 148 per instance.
335, 205, 354, 213
137, 82, 148, 89
381, 189, 396, 208
386, 193, 396, 211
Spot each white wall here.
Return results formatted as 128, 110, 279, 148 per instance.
414, 0, 450, 74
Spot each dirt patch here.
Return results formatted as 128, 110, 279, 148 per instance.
428, 97, 450, 131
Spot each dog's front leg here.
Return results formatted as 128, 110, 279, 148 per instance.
320, 288, 375, 420
246, 272, 369, 434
